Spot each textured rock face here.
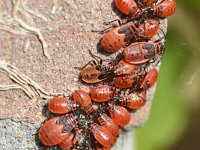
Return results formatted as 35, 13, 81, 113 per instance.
0, 119, 42, 149
0, 0, 166, 149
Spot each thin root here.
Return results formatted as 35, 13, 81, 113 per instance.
22, 0, 49, 22
52, 0, 58, 14
0, 61, 63, 100
0, 0, 50, 59
14, 18, 50, 59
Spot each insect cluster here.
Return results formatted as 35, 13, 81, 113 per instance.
38, 0, 176, 149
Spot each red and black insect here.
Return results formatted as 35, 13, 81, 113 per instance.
80, 59, 139, 84
122, 40, 164, 65
108, 104, 130, 126
90, 85, 119, 102
38, 114, 77, 146
114, 73, 142, 89
115, 0, 157, 18
80, 51, 130, 84
115, 0, 176, 18
80, 60, 111, 84
113, 59, 139, 75
100, 18, 160, 53
145, 0, 176, 18
115, 0, 141, 17
115, 0, 157, 17
79, 51, 113, 84
48, 97, 80, 114
120, 91, 146, 109
58, 132, 74, 150
72, 89, 94, 114
98, 113, 119, 138
90, 123, 115, 147
139, 68, 158, 90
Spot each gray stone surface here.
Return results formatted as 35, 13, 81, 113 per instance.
0, 119, 41, 150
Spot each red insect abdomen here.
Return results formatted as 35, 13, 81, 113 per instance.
123, 42, 149, 64
90, 123, 115, 147
98, 113, 119, 137
81, 65, 102, 83
114, 59, 138, 75
114, 74, 140, 89
108, 104, 130, 126
58, 132, 74, 150
115, 0, 141, 17
72, 90, 94, 114
121, 91, 146, 109
90, 85, 115, 102
101, 26, 126, 53
153, 0, 176, 18
39, 115, 77, 146
137, 19, 160, 40
48, 97, 78, 114
140, 68, 158, 90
